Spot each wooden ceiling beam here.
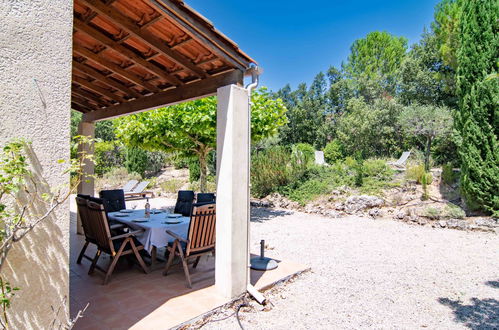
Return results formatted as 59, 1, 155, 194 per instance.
80, 0, 207, 79
71, 102, 91, 113
83, 69, 243, 122
73, 75, 128, 103
72, 86, 113, 107
74, 44, 161, 93
72, 95, 99, 110
73, 60, 141, 99
152, 0, 249, 71
74, 19, 183, 86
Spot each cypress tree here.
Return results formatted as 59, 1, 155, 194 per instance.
455, 0, 499, 214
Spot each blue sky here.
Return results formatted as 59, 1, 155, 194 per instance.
187, 0, 440, 92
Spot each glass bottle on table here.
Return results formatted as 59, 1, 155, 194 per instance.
145, 198, 151, 218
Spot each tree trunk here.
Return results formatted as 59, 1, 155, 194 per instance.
199, 152, 208, 193
424, 136, 432, 172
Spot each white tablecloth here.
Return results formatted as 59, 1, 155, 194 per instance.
108, 210, 190, 252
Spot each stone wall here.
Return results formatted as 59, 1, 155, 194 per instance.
0, 0, 73, 328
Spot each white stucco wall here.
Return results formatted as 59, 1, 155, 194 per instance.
0, 0, 73, 328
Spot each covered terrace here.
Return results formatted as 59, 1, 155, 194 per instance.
69, 0, 305, 328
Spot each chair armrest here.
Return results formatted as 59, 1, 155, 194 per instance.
110, 230, 144, 240
165, 230, 188, 243
110, 223, 126, 230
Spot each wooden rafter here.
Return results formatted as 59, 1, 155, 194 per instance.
72, 86, 113, 107
83, 69, 243, 121
80, 0, 207, 79
72, 95, 99, 110
74, 44, 161, 93
74, 19, 184, 86
71, 102, 91, 113
73, 60, 141, 99
73, 75, 128, 103
152, 0, 249, 70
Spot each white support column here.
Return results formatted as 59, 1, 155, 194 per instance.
216, 84, 250, 298
76, 121, 95, 235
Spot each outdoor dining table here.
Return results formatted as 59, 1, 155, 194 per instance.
108, 209, 190, 264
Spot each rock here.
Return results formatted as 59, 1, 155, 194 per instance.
334, 203, 345, 211
324, 210, 341, 218
396, 211, 406, 220
368, 208, 382, 218
409, 214, 419, 222
343, 195, 384, 214
251, 199, 272, 208
447, 219, 469, 230
457, 220, 469, 230
474, 218, 498, 228
438, 220, 447, 228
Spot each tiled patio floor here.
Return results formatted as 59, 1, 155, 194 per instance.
70, 200, 308, 329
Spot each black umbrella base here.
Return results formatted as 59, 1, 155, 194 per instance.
250, 257, 278, 271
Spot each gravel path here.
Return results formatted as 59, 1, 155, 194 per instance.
200, 208, 499, 330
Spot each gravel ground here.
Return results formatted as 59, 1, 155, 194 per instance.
198, 207, 499, 330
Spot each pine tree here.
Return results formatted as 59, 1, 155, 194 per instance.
455, 0, 498, 214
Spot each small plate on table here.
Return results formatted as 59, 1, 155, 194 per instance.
132, 218, 149, 223
114, 213, 129, 217
164, 219, 182, 224
167, 213, 182, 218
120, 209, 134, 213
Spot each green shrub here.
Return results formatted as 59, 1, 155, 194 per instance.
189, 159, 200, 183
442, 163, 458, 185
362, 159, 394, 181
161, 179, 184, 193
146, 151, 167, 175
251, 146, 292, 198
421, 171, 433, 200
424, 207, 441, 219
287, 179, 330, 205
406, 164, 425, 183
94, 141, 125, 176
443, 204, 466, 219
173, 156, 189, 169
323, 140, 343, 163
124, 147, 166, 178
125, 147, 148, 178
147, 177, 158, 189
282, 158, 396, 204
354, 159, 364, 187
189, 179, 216, 193
344, 156, 357, 169
292, 143, 315, 165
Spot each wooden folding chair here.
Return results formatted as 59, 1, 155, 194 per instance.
86, 200, 149, 284
163, 203, 216, 288
75, 195, 96, 264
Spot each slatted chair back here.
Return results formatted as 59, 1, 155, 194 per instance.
99, 189, 126, 212
86, 200, 115, 255
76, 196, 95, 241
186, 203, 216, 256
174, 190, 195, 216
196, 193, 216, 205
